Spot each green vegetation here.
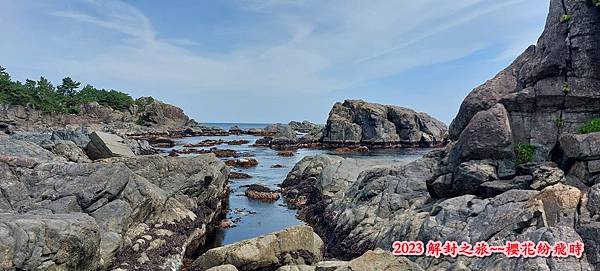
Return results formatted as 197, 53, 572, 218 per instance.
560, 14, 572, 23
580, 118, 600, 134
0, 66, 147, 114
594, 0, 600, 7
515, 144, 535, 165
554, 117, 564, 128
562, 82, 571, 94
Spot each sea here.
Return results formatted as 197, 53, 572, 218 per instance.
169, 123, 431, 251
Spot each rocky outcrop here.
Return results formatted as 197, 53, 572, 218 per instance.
0, 137, 229, 270
85, 131, 135, 160
288, 121, 322, 133
281, 2, 600, 269
322, 100, 447, 148
136, 99, 195, 128
244, 184, 280, 202
191, 225, 324, 271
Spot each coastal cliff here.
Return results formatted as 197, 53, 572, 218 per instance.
281, 0, 600, 270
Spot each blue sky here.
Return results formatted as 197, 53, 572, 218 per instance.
0, 0, 549, 124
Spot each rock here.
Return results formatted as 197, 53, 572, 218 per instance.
271, 164, 284, 168
85, 131, 135, 160
136, 99, 193, 128
333, 146, 369, 153
560, 132, 600, 160
530, 163, 566, 190
184, 139, 225, 148
435, 160, 498, 197
219, 219, 234, 229
207, 264, 240, 271
229, 172, 253, 179
0, 213, 101, 271
278, 150, 295, 157
266, 124, 298, 140
225, 158, 258, 168
229, 125, 243, 135
245, 184, 280, 202
227, 139, 250, 145
277, 265, 315, 271
191, 225, 324, 271
288, 121, 321, 133
146, 136, 176, 148
478, 175, 532, 198
322, 100, 447, 147
298, 127, 324, 146
0, 138, 59, 166
448, 104, 514, 164
344, 249, 423, 271
52, 140, 91, 162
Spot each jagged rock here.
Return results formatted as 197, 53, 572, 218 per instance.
322, 100, 447, 147
530, 162, 566, 190
191, 225, 324, 271
266, 124, 298, 141
342, 249, 423, 271
560, 132, 600, 160
225, 158, 258, 168
136, 99, 193, 128
52, 140, 91, 163
0, 213, 101, 271
229, 171, 252, 179
478, 175, 532, 198
288, 121, 322, 133
0, 137, 229, 270
85, 131, 135, 160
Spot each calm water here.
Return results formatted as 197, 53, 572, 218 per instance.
168, 124, 432, 247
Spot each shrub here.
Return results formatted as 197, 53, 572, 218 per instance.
560, 14, 572, 23
580, 118, 600, 134
594, 0, 600, 7
515, 144, 535, 165
554, 117, 564, 128
562, 82, 571, 94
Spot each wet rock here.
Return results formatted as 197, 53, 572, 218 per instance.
229, 126, 243, 135
229, 172, 253, 179
191, 225, 324, 271
245, 184, 280, 202
184, 139, 225, 148
333, 146, 369, 153
219, 219, 234, 229
271, 164, 284, 168
278, 150, 296, 157
85, 131, 135, 160
225, 158, 258, 168
227, 139, 250, 145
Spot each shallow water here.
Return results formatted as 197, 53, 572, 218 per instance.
168, 131, 433, 247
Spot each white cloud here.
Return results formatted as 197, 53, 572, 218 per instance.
2, 0, 546, 99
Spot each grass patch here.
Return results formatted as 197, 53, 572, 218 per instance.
580, 118, 600, 134
515, 144, 535, 165
560, 14, 572, 23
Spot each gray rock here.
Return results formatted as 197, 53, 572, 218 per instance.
530, 163, 566, 190
449, 104, 514, 164
478, 175, 532, 198
52, 140, 91, 162
207, 264, 239, 271
85, 131, 135, 160
0, 213, 101, 271
322, 100, 447, 147
560, 132, 600, 160
191, 225, 324, 271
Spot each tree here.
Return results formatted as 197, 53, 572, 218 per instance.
57, 77, 80, 96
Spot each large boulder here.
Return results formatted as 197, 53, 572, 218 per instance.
560, 132, 600, 160
136, 99, 193, 128
322, 100, 447, 147
85, 131, 135, 160
0, 213, 101, 271
191, 225, 324, 271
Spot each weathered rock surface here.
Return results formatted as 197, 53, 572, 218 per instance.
85, 131, 135, 160
191, 225, 324, 271
0, 137, 229, 270
244, 184, 280, 202
289, 121, 322, 133
322, 100, 447, 147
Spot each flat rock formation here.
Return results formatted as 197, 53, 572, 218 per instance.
322, 100, 448, 148
282, 1, 600, 270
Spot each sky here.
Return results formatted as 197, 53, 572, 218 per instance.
0, 0, 549, 124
